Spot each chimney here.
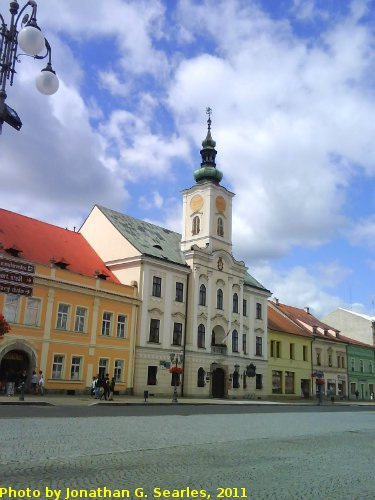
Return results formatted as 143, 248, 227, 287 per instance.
274, 297, 279, 306
372, 321, 375, 347
304, 307, 310, 314
323, 329, 328, 336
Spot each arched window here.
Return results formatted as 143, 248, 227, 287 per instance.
217, 289, 223, 310
232, 330, 239, 352
197, 367, 205, 387
198, 324, 205, 348
233, 293, 238, 313
199, 284, 206, 306
217, 217, 224, 237
192, 216, 200, 235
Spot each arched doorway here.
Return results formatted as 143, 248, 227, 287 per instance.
212, 368, 225, 398
0, 350, 30, 385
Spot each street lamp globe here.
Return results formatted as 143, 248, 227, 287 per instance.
36, 65, 59, 95
18, 25, 45, 56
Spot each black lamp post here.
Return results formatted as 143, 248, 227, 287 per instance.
0, 0, 59, 132
170, 351, 184, 404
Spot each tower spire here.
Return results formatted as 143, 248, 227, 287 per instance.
194, 107, 223, 184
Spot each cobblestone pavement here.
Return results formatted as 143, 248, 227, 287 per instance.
1, 411, 375, 499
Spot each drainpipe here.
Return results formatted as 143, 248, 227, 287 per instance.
311, 336, 315, 398
181, 272, 189, 397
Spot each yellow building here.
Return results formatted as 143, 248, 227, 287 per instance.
0, 209, 140, 394
267, 301, 313, 398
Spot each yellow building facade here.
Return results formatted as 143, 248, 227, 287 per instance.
0, 209, 140, 394
267, 303, 313, 398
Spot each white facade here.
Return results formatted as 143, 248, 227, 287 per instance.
322, 308, 375, 346
80, 124, 271, 398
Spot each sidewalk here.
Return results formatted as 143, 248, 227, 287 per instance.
1, 393, 375, 407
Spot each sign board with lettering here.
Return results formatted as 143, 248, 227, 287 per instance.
0, 254, 35, 296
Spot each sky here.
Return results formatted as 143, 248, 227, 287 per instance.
1, 0, 375, 318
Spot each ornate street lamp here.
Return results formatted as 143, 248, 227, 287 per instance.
169, 351, 184, 404
0, 0, 59, 132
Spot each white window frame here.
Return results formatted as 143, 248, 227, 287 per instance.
70, 356, 82, 380
57, 303, 70, 330
98, 358, 109, 378
114, 360, 124, 382
4, 294, 20, 323
117, 314, 128, 338
101, 312, 113, 336
74, 306, 87, 333
52, 354, 65, 380
25, 297, 41, 326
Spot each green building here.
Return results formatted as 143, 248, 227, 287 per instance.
345, 339, 375, 400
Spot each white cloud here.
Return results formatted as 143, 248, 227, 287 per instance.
347, 216, 375, 247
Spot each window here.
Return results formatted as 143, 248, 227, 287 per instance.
217, 289, 223, 310
290, 343, 295, 360
198, 324, 205, 348
175, 282, 184, 302
360, 359, 364, 373
255, 336, 262, 356
4, 294, 19, 323
152, 276, 162, 297
117, 314, 127, 338
256, 374, 263, 390
276, 341, 281, 358
114, 360, 124, 381
270, 340, 275, 357
192, 216, 200, 235
172, 322, 182, 346
317, 352, 321, 366
197, 368, 205, 387
171, 371, 181, 387
351, 358, 355, 372
101, 312, 112, 336
70, 356, 82, 380
285, 371, 295, 394
328, 354, 332, 367
57, 304, 70, 330
25, 298, 41, 326
256, 302, 262, 319
147, 366, 157, 385
233, 293, 239, 313
337, 355, 340, 368
341, 356, 345, 369
232, 330, 239, 352
243, 299, 247, 317
242, 334, 247, 353
149, 319, 160, 343
217, 217, 224, 237
74, 306, 87, 333
52, 355, 64, 379
370, 362, 373, 374
303, 345, 308, 362
272, 371, 282, 394
98, 358, 109, 378
199, 284, 206, 306
350, 382, 356, 395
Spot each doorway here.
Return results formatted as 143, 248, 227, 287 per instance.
0, 349, 30, 386
212, 368, 225, 398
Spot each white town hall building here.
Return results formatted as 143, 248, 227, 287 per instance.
80, 114, 271, 398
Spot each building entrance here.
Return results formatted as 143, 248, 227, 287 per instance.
0, 349, 30, 387
212, 368, 225, 398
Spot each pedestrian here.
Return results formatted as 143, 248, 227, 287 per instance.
101, 374, 110, 401
30, 370, 38, 393
38, 370, 44, 396
109, 377, 116, 401
371, 392, 374, 401
91, 376, 97, 397
95, 374, 101, 399
355, 390, 359, 400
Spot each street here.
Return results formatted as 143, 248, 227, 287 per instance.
1, 406, 375, 499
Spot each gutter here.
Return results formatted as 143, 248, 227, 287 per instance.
181, 272, 189, 397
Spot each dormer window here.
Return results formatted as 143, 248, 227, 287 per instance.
55, 258, 69, 270
217, 217, 224, 237
5, 245, 22, 257
192, 216, 200, 235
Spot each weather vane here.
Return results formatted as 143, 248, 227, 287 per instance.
206, 107, 212, 130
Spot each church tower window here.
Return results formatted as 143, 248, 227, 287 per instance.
192, 216, 200, 235
217, 217, 224, 237
199, 284, 206, 306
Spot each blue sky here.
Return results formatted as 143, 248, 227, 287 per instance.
1, 0, 375, 317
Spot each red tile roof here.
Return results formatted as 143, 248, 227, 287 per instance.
0, 208, 119, 283
268, 304, 312, 338
273, 302, 346, 343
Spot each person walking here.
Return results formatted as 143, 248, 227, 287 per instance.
91, 376, 97, 397
101, 374, 110, 401
95, 374, 101, 399
38, 370, 44, 396
109, 377, 116, 401
30, 371, 38, 394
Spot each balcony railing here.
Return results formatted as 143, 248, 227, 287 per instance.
211, 345, 227, 355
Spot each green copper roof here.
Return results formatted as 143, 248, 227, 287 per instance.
194, 166, 223, 183
97, 206, 187, 267
97, 205, 269, 292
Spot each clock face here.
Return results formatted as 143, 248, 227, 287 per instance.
217, 257, 223, 271
190, 194, 204, 213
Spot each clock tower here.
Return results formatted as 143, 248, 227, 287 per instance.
181, 109, 234, 254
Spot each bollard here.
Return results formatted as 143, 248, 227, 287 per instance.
144, 390, 148, 403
